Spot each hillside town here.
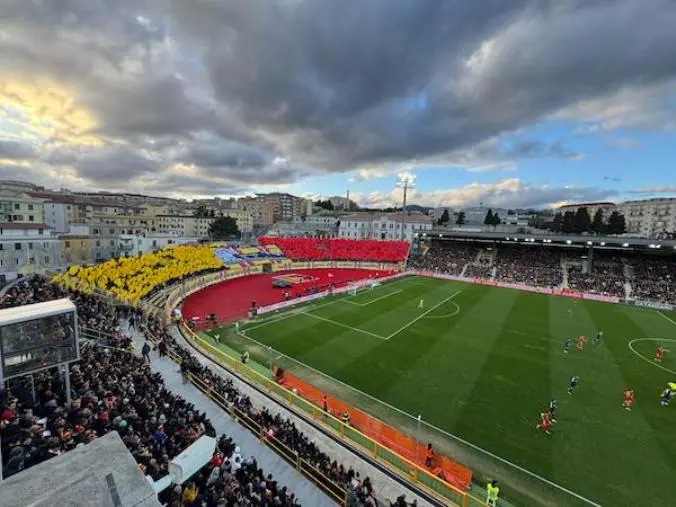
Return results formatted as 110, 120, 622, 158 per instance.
1, 178, 676, 283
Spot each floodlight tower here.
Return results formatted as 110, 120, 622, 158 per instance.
396, 171, 416, 241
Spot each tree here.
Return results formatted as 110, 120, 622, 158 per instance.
194, 205, 209, 218
574, 207, 592, 233
492, 213, 501, 226
314, 199, 334, 211
562, 211, 576, 233
550, 212, 564, 232
455, 211, 466, 225
209, 216, 241, 239
591, 208, 606, 234
484, 209, 494, 226
437, 209, 450, 226
607, 211, 627, 235
209, 209, 216, 218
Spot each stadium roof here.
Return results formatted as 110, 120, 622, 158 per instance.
0, 432, 160, 507
421, 229, 676, 250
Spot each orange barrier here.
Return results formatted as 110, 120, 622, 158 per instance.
281, 372, 472, 491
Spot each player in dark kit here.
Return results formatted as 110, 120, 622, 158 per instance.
548, 399, 558, 423
568, 375, 579, 395
593, 331, 603, 346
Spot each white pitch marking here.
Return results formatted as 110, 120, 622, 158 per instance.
342, 289, 403, 307
657, 310, 676, 327
232, 325, 601, 507
628, 338, 676, 376
420, 300, 461, 319
385, 291, 460, 340
300, 311, 388, 340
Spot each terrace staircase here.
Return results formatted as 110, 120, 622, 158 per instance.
460, 263, 469, 277
476, 249, 496, 266
623, 262, 634, 299
491, 266, 497, 279
560, 258, 570, 289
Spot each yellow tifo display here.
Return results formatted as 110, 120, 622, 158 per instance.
51, 245, 223, 304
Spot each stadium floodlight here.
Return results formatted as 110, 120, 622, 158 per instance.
396, 171, 417, 240
566, 240, 572, 244
656, 244, 662, 249
600, 242, 606, 246
622, 242, 629, 247
587, 241, 593, 245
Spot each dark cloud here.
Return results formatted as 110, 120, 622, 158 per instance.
73, 145, 162, 183
1, 0, 675, 196
0, 139, 36, 160
169, 0, 676, 168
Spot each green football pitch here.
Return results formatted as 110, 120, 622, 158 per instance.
207, 275, 676, 507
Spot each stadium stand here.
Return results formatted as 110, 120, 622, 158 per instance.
494, 246, 563, 287
567, 254, 626, 297
629, 257, 676, 304
51, 245, 224, 304
407, 242, 479, 275
1, 276, 416, 506
259, 237, 409, 262
0, 277, 299, 506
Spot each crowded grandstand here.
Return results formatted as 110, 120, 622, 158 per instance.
2, 234, 676, 507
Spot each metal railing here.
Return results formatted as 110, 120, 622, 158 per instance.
141, 325, 348, 506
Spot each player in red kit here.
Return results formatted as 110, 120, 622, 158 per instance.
536, 410, 551, 435
655, 346, 665, 362
576, 335, 586, 350
622, 389, 634, 411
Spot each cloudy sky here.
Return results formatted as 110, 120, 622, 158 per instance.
1, 0, 675, 209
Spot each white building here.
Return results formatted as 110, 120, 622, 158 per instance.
617, 198, 676, 238
0, 223, 62, 283
43, 202, 71, 233
118, 234, 200, 257
338, 212, 433, 241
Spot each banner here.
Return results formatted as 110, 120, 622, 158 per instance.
255, 272, 408, 315
634, 300, 675, 311
415, 271, 621, 303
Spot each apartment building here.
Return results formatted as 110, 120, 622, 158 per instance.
338, 212, 433, 241
557, 202, 616, 220
0, 223, 61, 282
0, 191, 45, 224
154, 215, 214, 237
617, 198, 676, 238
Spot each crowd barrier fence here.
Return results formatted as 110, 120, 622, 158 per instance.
141, 324, 349, 506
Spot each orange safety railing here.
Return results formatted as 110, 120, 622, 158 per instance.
281, 372, 473, 491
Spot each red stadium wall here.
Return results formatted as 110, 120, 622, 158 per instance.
181, 268, 395, 324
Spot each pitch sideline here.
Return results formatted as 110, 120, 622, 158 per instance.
233, 327, 601, 507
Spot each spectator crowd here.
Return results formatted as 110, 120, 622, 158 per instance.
494, 247, 563, 287
1, 276, 415, 507
408, 241, 479, 275
630, 258, 676, 304
412, 241, 676, 304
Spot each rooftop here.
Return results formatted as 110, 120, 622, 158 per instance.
0, 223, 51, 230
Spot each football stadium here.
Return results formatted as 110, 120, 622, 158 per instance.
3, 3, 676, 506
4, 234, 674, 507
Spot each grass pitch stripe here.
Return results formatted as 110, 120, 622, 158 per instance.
385, 290, 460, 340
657, 310, 676, 327
301, 311, 388, 340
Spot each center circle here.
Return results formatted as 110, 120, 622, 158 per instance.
422, 300, 461, 319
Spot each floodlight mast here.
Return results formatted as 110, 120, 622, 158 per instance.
396, 171, 416, 241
